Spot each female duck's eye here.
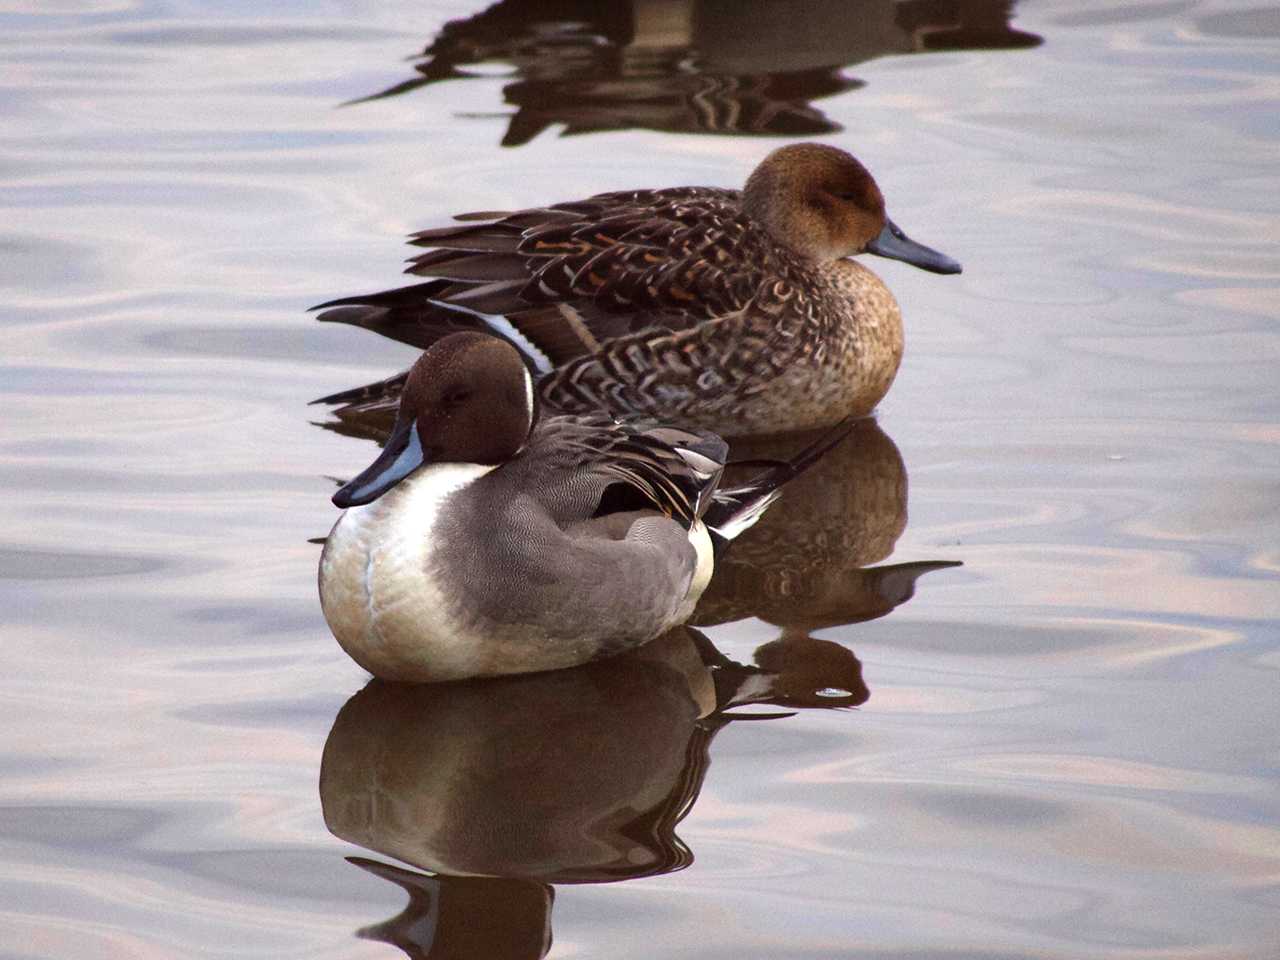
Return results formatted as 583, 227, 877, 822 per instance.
443, 388, 471, 407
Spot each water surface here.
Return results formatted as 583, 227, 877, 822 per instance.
2, 1, 1279, 957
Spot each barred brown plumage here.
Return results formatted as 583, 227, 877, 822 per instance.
313, 143, 960, 437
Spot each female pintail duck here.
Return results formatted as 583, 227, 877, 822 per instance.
314, 142, 960, 437
319, 332, 846, 683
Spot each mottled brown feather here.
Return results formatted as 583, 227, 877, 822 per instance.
313, 143, 956, 435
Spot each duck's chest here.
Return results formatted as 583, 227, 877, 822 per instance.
706, 263, 903, 433
784, 262, 904, 421
318, 463, 496, 680
815, 258, 903, 363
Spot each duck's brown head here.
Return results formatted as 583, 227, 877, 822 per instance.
332, 333, 534, 508
742, 143, 961, 274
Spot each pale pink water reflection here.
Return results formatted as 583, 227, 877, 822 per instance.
2, 0, 1279, 957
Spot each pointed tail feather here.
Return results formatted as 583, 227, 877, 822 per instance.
311, 370, 409, 408
310, 280, 451, 313
705, 488, 782, 549
704, 418, 856, 555
312, 280, 510, 355
311, 279, 552, 375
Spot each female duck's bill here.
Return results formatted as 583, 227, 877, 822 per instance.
866, 218, 960, 275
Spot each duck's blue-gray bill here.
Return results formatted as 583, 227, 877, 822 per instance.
865, 219, 962, 275
333, 418, 425, 508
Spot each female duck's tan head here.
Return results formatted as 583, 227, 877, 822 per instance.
332, 333, 535, 508
742, 143, 961, 274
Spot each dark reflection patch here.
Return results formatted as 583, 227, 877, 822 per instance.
1197, 7, 1280, 38
851, 620, 1122, 658
161, 849, 364, 901
0, 546, 168, 581
137, 325, 415, 366
106, 26, 401, 46
915, 788, 1068, 828
0, 234, 102, 297
1051, 1, 1194, 28
0, 805, 160, 849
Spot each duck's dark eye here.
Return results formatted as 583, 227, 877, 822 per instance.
442, 388, 472, 408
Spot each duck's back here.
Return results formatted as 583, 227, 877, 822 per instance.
432, 458, 703, 661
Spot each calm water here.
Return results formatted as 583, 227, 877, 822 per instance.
3, 1, 1280, 957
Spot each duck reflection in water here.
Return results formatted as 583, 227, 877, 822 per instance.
321, 626, 876, 959
348, 861, 553, 960
349, 0, 1041, 145
692, 419, 960, 652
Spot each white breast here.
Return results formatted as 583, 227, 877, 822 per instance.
318, 462, 495, 681
673, 520, 715, 624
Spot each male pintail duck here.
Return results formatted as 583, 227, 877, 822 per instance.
319, 332, 847, 682
314, 142, 960, 437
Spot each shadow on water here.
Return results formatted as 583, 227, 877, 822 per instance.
348, 0, 1041, 145
316, 417, 959, 955
693, 420, 960, 640
321, 625, 854, 958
